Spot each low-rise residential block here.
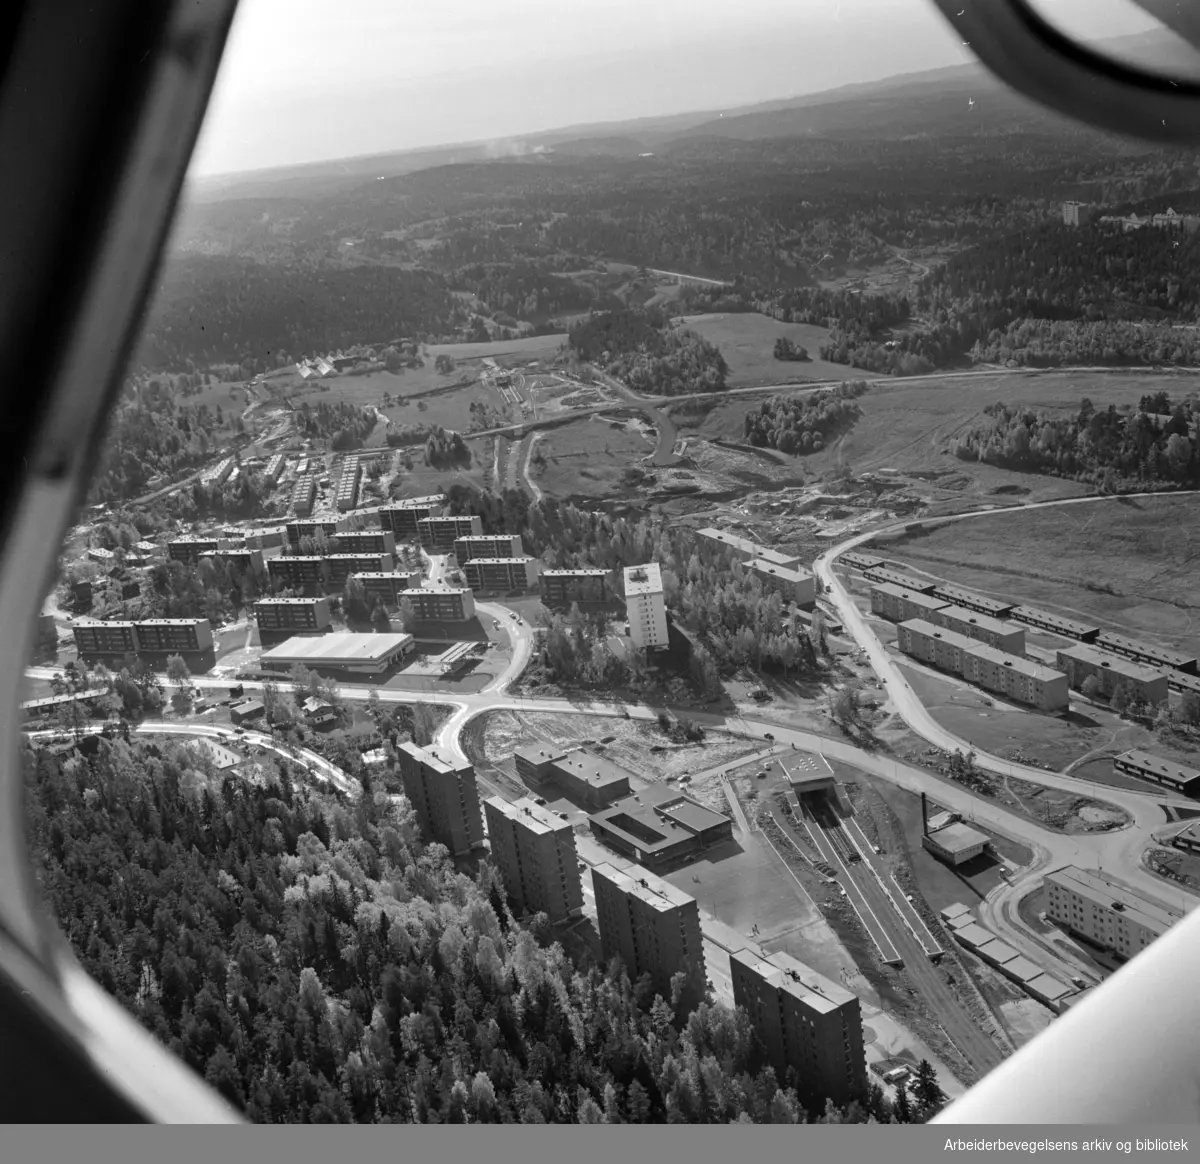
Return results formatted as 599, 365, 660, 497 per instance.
1055, 643, 1170, 705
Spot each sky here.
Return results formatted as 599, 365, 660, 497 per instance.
190, 0, 1159, 178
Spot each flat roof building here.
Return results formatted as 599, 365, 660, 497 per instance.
1093, 631, 1198, 676
694, 527, 801, 569
463, 556, 540, 593
453, 533, 524, 562
335, 457, 362, 512
351, 571, 425, 605
399, 587, 476, 623
624, 563, 669, 650
167, 536, 220, 563
230, 699, 265, 725
961, 643, 1070, 712
483, 796, 584, 924
330, 529, 396, 556
132, 618, 214, 654
839, 551, 885, 573
286, 518, 340, 547
932, 605, 1026, 655
1010, 605, 1099, 643
201, 548, 265, 578
379, 500, 443, 540
592, 860, 706, 1016
589, 784, 733, 869
1113, 750, 1200, 797
1044, 866, 1185, 962
417, 514, 483, 551
897, 618, 977, 677
929, 583, 1015, 619
749, 559, 816, 608
782, 752, 837, 796
540, 568, 610, 604
397, 741, 484, 857
1174, 822, 1200, 855
513, 745, 632, 807
1055, 643, 1170, 706
862, 566, 938, 593
922, 821, 989, 866
729, 946, 867, 1108
870, 582, 947, 624
259, 631, 414, 675
291, 475, 317, 517
72, 619, 137, 657
253, 597, 333, 635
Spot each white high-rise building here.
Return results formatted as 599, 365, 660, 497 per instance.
624, 562, 669, 650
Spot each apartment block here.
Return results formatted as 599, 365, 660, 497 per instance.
1093, 631, 1197, 676
335, 457, 362, 512
932, 605, 1026, 654
396, 741, 484, 857
750, 559, 816, 607
202, 457, 234, 487
862, 566, 937, 593
263, 453, 286, 485
399, 587, 476, 622
1009, 606, 1099, 643
351, 571, 425, 605
624, 563, 669, 650
839, 551, 885, 573
286, 518, 340, 548
513, 746, 632, 808
329, 529, 396, 556
290, 475, 317, 517
1062, 201, 1096, 227
483, 796, 583, 923
417, 514, 484, 551
540, 568, 610, 604
453, 533, 524, 562
929, 583, 1015, 619
72, 619, 137, 657
167, 536, 220, 564
897, 618, 977, 674
463, 556, 540, 592
591, 861, 706, 1015
268, 556, 327, 592
961, 643, 1070, 712
694, 527, 801, 569
1055, 643, 1170, 706
253, 597, 333, 635
1044, 866, 1183, 962
730, 946, 867, 1107
322, 553, 394, 587
379, 497, 444, 540
1114, 750, 1200, 797
132, 618, 214, 654
870, 582, 947, 624
201, 548, 265, 577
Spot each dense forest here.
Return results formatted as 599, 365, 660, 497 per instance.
24, 738, 926, 1123
449, 262, 614, 324
743, 384, 868, 455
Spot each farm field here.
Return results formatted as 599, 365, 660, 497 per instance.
883, 492, 1200, 659
679, 312, 877, 387
533, 415, 657, 500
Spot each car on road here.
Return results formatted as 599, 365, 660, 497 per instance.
763, 732, 775, 741
509, 612, 518, 620
533, 797, 547, 806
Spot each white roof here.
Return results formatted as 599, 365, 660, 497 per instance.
623, 562, 663, 595
260, 631, 413, 665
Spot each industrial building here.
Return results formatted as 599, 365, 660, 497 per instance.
932, 605, 1026, 654
398, 587, 476, 622
838, 551, 885, 573
483, 796, 584, 923
351, 571, 425, 605
453, 533, 524, 562
897, 619, 977, 675
589, 784, 733, 868
290, 475, 317, 517
1092, 631, 1197, 676
417, 514, 483, 551
397, 742, 484, 857
960, 643, 1070, 712
514, 745, 633, 807
729, 946, 867, 1107
328, 529, 396, 556
1175, 822, 1200, 854
230, 699, 265, 726
167, 535, 220, 563
1113, 750, 1200, 797
1009, 606, 1099, 642
379, 497, 444, 539
929, 583, 1015, 619
253, 597, 333, 635
591, 861, 706, 1015
749, 559, 816, 607
624, 563, 670, 650
694, 527, 801, 569
862, 566, 937, 593
540, 568, 610, 604
463, 556, 540, 593
870, 582, 947, 624
1044, 866, 1184, 962
286, 518, 340, 547
1055, 643, 1170, 706
259, 631, 415, 675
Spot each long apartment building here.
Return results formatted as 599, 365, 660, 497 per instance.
268, 553, 393, 592
1113, 750, 1200, 797
453, 533, 524, 562
335, 456, 362, 512
932, 605, 1026, 654
399, 587, 476, 622
290, 475, 317, 517
379, 496, 445, 540
1055, 643, 1170, 705
1010, 606, 1100, 643
1044, 865, 1185, 962
351, 571, 425, 605
262, 453, 286, 485
253, 597, 333, 635
750, 559, 816, 608
397, 742, 484, 857
870, 582, 947, 624
862, 566, 937, 593
694, 527, 802, 570
418, 514, 483, 552
167, 535, 220, 563
591, 861, 706, 1015
483, 797, 583, 923
730, 946, 867, 1108
540, 568, 610, 604
899, 619, 1068, 711
463, 556, 540, 593
201, 548, 265, 577
929, 583, 1015, 619
624, 563, 670, 650
838, 551, 885, 573
329, 529, 396, 556
286, 518, 340, 548
73, 617, 213, 658
1093, 631, 1198, 676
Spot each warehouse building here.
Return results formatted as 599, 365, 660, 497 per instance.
592, 861, 706, 1016
862, 566, 938, 593
1009, 606, 1100, 643
417, 514, 483, 552
291, 475, 317, 517
1093, 631, 1198, 676
351, 571, 425, 605
923, 821, 989, 866
286, 518, 340, 547
514, 745, 632, 807
730, 946, 866, 1108
1055, 643, 1170, 706
167, 536, 220, 563
453, 533, 524, 562
961, 643, 1070, 711
750, 559, 816, 607
932, 605, 1026, 654
897, 619, 977, 675
379, 497, 444, 540
463, 556, 540, 593
838, 551, 885, 573
1113, 750, 1200, 797
540, 568, 610, 604
483, 797, 584, 924
589, 784, 733, 868
624, 563, 670, 650
253, 597, 333, 635
259, 631, 415, 676
694, 527, 801, 569
1044, 866, 1184, 962
399, 587, 476, 622
870, 582, 947, 624
929, 583, 1015, 619
398, 742, 484, 857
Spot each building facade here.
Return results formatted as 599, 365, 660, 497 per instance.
1092, 631, 1197, 676
463, 556, 540, 593
929, 583, 1015, 619
253, 597, 333, 635
1113, 750, 1200, 797
417, 514, 483, 551
862, 566, 937, 593
132, 618, 214, 654
286, 518, 340, 548
932, 605, 1026, 654
1009, 606, 1099, 642
378, 497, 444, 540
694, 527, 801, 569
290, 475, 317, 517
397, 742, 484, 857
335, 456, 362, 512
960, 643, 1070, 712
540, 569, 610, 604
483, 796, 584, 923
870, 582, 947, 624
750, 559, 816, 607
624, 563, 670, 650
167, 536, 219, 563
897, 619, 977, 675
453, 533, 524, 562
351, 571, 425, 605
399, 587, 476, 622
1055, 643, 1170, 705
330, 529, 396, 556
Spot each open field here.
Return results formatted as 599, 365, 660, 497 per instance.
534, 415, 657, 500
883, 493, 1200, 658
426, 334, 567, 363
679, 312, 875, 388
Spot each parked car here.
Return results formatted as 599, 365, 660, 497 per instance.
763, 732, 775, 741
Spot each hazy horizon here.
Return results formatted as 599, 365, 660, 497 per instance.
190, 0, 1158, 180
